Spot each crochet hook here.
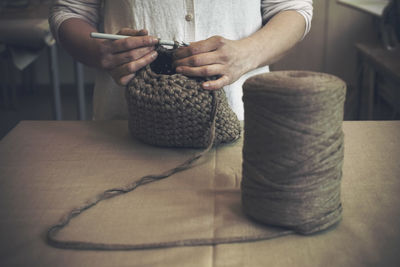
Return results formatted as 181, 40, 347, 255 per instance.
90, 32, 189, 47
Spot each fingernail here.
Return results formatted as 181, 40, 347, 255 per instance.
203, 82, 210, 89
176, 67, 182, 73
151, 51, 158, 58
152, 37, 159, 43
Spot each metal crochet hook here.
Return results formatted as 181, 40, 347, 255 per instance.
90, 32, 189, 47
158, 39, 190, 47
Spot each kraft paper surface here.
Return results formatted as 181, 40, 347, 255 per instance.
0, 121, 399, 266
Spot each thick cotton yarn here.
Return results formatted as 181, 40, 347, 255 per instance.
125, 46, 240, 148
241, 71, 346, 234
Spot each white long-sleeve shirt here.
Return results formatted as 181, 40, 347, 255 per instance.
49, 0, 313, 120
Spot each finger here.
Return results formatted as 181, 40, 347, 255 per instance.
107, 46, 155, 69
175, 63, 223, 78
118, 73, 136, 86
137, 29, 148, 36
111, 35, 158, 53
173, 36, 224, 59
202, 75, 230, 90
173, 50, 225, 68
110, 51, 158, 84
117, 28, 148, 36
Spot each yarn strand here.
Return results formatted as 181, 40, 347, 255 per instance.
46, 90, 292, 250
47, 90, 216, 249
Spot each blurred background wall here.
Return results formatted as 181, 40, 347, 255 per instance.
270, 0, 381, 120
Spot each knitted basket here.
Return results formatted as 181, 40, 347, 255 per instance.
126, 46, 241, 148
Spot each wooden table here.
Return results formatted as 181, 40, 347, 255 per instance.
0, 121, 399, 266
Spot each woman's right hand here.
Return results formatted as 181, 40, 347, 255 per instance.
95, 28, 159, 86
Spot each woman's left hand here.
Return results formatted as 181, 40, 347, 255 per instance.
173, 36, 257, 90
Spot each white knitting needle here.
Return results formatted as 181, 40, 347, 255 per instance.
90, 32, 189, 46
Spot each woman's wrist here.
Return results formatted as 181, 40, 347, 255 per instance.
236, 37, 265, 74
239, 10, 306, 70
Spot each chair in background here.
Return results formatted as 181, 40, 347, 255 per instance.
0, 1, 87, 120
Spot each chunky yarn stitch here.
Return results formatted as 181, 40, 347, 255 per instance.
125, 46, 241, 148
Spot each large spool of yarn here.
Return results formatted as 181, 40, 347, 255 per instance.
241, 71, 346, 234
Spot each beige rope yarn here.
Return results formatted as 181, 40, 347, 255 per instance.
241, 71, 346, 234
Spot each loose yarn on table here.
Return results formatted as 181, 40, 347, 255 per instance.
241, 71, 346, 234
46, 45, 246, 250
46, 89, 225, 250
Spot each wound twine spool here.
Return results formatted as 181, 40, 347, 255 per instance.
241, 71, 346, 234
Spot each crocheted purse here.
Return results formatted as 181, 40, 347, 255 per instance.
126, 46, 241, 148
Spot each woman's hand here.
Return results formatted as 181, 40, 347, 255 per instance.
96, 28, 159, 86
172, 36, 257, 90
